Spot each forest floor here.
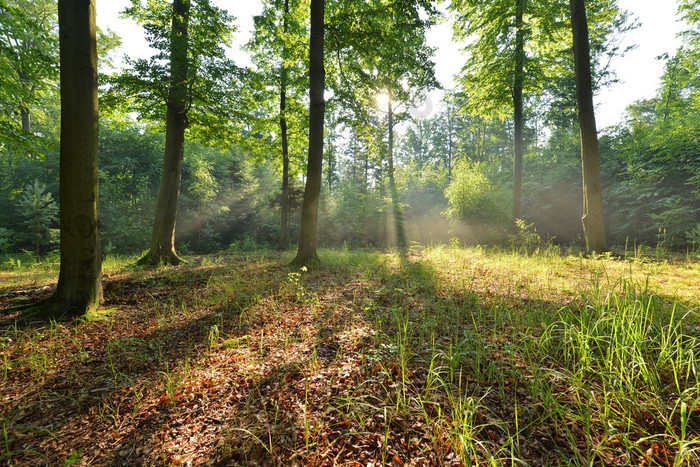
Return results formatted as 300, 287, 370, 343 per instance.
0, 245, 699, 466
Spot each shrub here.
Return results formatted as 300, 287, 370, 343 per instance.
444, 159, 508, 223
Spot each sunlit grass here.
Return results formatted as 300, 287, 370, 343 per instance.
424, 243, 700, 306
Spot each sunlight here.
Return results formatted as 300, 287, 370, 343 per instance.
376, 91, 390, 112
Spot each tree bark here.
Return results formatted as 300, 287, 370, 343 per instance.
20, 101, 31, 133
279, 0, 290, 251
570, 0, 607, 254
512, 0, 525, 224
139, 0, 190, 266
36, 0, 102, 318
387, 97, 406, 252
292, 0, 324, 267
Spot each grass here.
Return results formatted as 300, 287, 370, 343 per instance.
0, 245, 698, 465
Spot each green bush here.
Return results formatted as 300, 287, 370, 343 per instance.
444, 159, 508, 223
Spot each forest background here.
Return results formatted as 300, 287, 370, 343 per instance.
1, 0, 699, 262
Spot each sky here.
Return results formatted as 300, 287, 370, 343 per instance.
96, 0, 685, 130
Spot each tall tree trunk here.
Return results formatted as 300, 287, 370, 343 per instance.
279, 0, 290, 251
139, 0, 190, 266
512, 0, 525, 224
446, 102, 453, 177
417, 120, 424, 169
363, 140, 368, 193
292, 0, 325, 267
37, 0, 101, 318
387, 97, 406, 252
570, 0, 607, 254
326, 133, 334, 191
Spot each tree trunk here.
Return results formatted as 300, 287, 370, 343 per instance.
292, 0, 324, 267
512, 0, 525, 224
20, 105, 31, 133
15, 67, 32, 133
139, 0, 190, 266
35, 211, 40, 259
387, 97, 406, 252
326, 132, 334, 191
279, 0, 290, 251
35, 0, 101, 318
570, 0, 607, 254
446, 102, 453, 177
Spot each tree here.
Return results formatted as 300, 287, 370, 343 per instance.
279, 0, 292, 251
292, 0, 325, 266
107, 0, 240, 265
0, 0, 57, 134
451, 0, 633, 227
25, 0, 102, 318
570, 0, 607, 253
247, 0, 309, 251
17, 179, 58, 258
512, 0, 525, 223
0, 0, 57, 154
451, 0, 571, 225
140, 0, 190, 266
385, 95, 406, 250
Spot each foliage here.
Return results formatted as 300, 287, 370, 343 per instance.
444, 159, 509, 224
320, 177, 386, 247
450, 0, 566, 119
0, 0, 58, 153
244, 0, 309, 173
98, 122, 163, 253
177, 145, 283, 252
325, 0, 439, 127
104, 0, 245, 146
0, 227, 12, 254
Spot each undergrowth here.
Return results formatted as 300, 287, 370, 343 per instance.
0, 245, 698, 465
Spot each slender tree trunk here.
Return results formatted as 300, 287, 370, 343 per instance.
280, 105, 290, 250
139, 0, 190, 266
447, 102, 453, 177
35, 212, 40, 258
326, 133, 334, 191
279, 0, 290, 251
363, 142, 368, 193
512, 0, 525, 224
570, 0, 607, 254
292, 0, 324, 266
36, 0, 101, 318
417, 120, 424, 169
387, 97, 406, 252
